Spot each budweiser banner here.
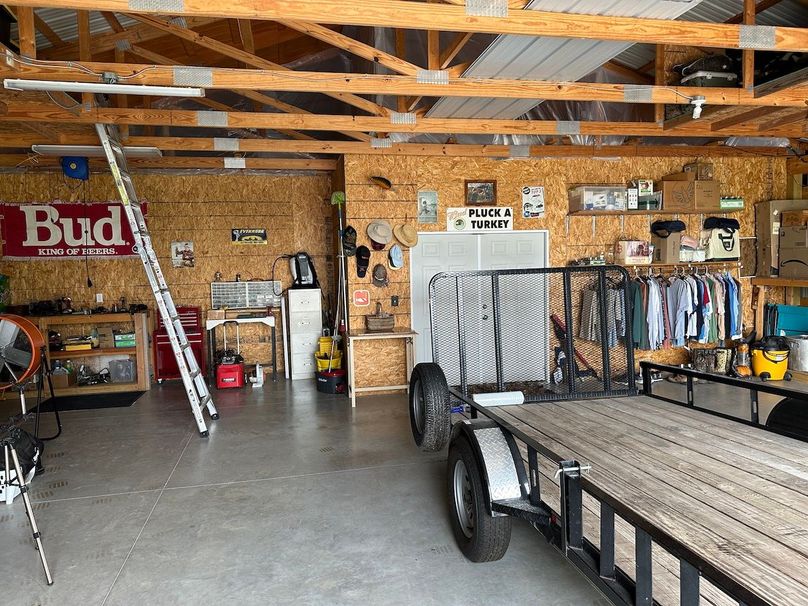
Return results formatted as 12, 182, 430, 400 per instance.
0, 202, 147, 260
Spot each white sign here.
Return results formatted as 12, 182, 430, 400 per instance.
447, 207, 513, 232
521, 186, 545, 219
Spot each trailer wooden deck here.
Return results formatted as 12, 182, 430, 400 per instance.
488, 396, 808, 606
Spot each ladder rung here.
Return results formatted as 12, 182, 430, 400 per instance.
189, 370, 201, 379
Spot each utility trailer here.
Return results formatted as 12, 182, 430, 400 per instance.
409, 266, 808, 606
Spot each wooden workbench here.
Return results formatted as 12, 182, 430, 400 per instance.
488, 396, 808, 606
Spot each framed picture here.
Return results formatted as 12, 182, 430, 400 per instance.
417, 190, 438, 224
465, 180, 497, 206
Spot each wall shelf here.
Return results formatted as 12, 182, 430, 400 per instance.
50, 348, 137, 360
568, 209, 742, 217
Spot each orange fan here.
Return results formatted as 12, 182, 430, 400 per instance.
0, 314, 45, 391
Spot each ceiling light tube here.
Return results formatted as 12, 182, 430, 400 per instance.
4, 79, 205, 97
31, 145, 163, 159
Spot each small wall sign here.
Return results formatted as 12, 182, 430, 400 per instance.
521, 186, 545, 218
171, 241, 195, 268
231, 228, 267, 245
447, 207, 513, 232
353, 289, 370, 306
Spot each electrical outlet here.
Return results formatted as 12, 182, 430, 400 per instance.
95, 293, 104, 304
391, 295, 399, 307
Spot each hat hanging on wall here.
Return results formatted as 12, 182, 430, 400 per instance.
372, 264, 389, 287
369, 176, 392, 190
393, 224, 418, 248
388, 244, 404, 270
342, 225, 357, 256
356, 246, 371, 278
367, 219, 393, 251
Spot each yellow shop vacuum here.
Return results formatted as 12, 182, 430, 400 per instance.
751, 336, 792, 381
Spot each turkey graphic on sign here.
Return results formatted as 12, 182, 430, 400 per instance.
353, 289, 370, 307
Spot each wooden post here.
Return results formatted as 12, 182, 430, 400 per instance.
17, 7, 36, 58
395, 29, 408, 113
114, 47, 129, 139
743, 0, 755, 90
77, 10, 92, 109
654, 45, 666, 124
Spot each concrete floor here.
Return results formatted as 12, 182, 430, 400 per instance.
2, 381, 606, 606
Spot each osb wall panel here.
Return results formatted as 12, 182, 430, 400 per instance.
351, 339, 408, 389
344, 154, 787, 385
0, 172, 334, 370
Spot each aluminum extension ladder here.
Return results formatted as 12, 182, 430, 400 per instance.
95, 124, 219, 436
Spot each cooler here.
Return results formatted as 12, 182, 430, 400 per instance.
216, 363, 245, 389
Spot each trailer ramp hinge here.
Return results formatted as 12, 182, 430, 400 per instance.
555, 463, 591, 479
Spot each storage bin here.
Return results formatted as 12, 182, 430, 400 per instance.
109, 359, 136, 383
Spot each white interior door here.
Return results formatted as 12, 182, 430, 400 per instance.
411, 234, 478, 365
411, 231, 548, 369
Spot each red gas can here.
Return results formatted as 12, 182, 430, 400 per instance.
216, 363, 245, 389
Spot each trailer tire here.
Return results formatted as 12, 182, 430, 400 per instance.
447, 435, 511, 562
767, 397, 808, 441
409, 363, 451, 452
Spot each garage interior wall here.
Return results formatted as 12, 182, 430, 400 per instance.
344, 153, 788, 389
0, 172, 334, 370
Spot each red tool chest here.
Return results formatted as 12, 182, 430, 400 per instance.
153, 306, 206, 383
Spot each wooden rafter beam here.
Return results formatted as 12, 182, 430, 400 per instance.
6, 6, 61, 48
16, 7, 35, 58
6, 0, 808, 51
11, 154, 336, 171
758, 109, 808, 132
8, 58, 808, 107
440, 32, 472, 70
1, 134, 793, 158
38, 16, 220, 60
125, 14, 388, 116
121, 44, 369, 141
236, 19, 254, 53
122, 43, 315, 141
277, 20, 419, 76
0, 105, 802, 138
755, 66, 808, 99
710, 106, 776, 131
101, 11, 124, 33
603, 60, 653, 85
662, 106, 725, 130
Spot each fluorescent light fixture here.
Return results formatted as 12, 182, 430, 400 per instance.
4, 79, 205, 97
31, 145, 163, 159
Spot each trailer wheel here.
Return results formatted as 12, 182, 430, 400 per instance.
447, 435, 512, 562
409, 363, 451, 452
767, 397, 808, 441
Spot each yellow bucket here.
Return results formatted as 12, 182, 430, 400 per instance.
315, 352, 342, 371
318, 336, 334, 355
751, 349, 789, 380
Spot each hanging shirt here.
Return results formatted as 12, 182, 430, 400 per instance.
667, 277, 692, 348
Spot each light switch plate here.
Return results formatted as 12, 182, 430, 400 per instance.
391, 296, 399, 307
95, 293, 104, 303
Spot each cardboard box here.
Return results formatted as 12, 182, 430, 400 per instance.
614, 240, 653, 265
652, 232, 682, 263
780, 249, 808, 278
756, 200, 808, 277
50, 372, 76, 389
637, 179, 654, 196
781, 225, 808, 249
661, 180, 694, 212
693, 181, 721, 212
661, 177, 720, 212
683, 161, 715, 181
782, 210, 808, 227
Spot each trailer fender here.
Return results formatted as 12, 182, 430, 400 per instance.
451, 420, 527, 517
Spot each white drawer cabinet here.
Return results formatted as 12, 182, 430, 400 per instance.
286, 288, 322, 380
